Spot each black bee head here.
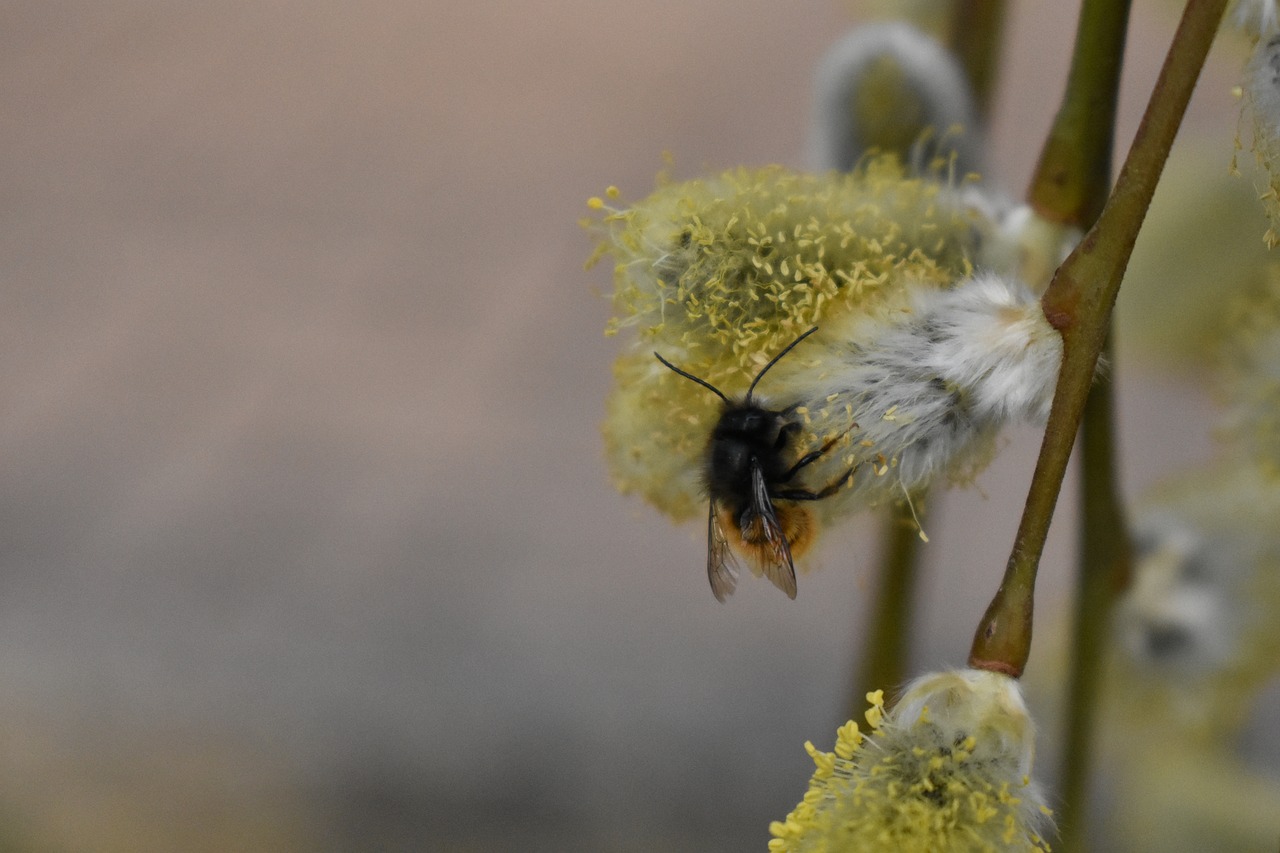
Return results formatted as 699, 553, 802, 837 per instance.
715, 405, 784, 446
706, 403, 793, 494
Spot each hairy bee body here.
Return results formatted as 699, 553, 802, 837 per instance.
657, 328, 852, 601
704, 404, 811, 600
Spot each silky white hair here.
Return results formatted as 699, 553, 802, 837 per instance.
767, 273, 1062, 516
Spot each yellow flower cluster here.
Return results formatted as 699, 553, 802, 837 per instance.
589, 157, 984, 522
770, 671, 1051, 853
593, 158, 975, 361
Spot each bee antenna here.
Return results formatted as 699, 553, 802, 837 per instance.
654, 352, 729, 403
746, 326, 819, 401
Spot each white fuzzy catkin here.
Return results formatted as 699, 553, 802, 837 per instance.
772, 273, 1061, 518
1099, 462, 1280, 852
1247, 33, 1280, 154
1244, 25, 1280, 245
1117, 513, 1247, 679
1114, 462, 1280, 721
810, 22, 982, 175
923, 273, 1063, 423
1230, 0, 1280, 38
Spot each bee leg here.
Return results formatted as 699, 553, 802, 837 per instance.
774, 466, 856, 501
782, 425, 855, 480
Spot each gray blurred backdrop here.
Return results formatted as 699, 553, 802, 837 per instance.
0, 3, 1242, 851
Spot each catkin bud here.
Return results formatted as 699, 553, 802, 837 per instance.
770, 670, 1051, 853
810, 23, 983, 175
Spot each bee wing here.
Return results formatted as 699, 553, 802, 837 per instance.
707, 501, 740, 602
746, 463, 798, 599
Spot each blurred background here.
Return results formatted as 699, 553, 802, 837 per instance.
0, 2, 1263, 850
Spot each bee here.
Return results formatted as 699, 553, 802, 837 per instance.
655, 328, 855, 601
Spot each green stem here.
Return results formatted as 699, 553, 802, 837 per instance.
1020, 0, 1136, 846
1057, 335, 1132, 852
947, 0, 1007, 120
968, 0, 1227, 677
1028, 0, 1132, 227
852, 503, 926, 715
966, 0, 1131, 677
